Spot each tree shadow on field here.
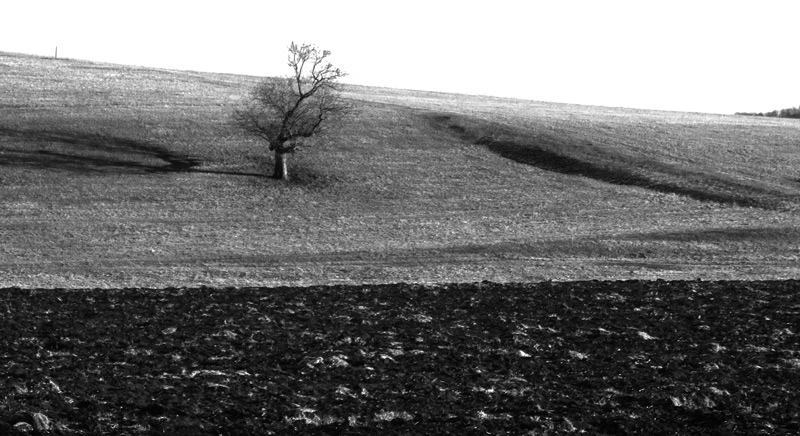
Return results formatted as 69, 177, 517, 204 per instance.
427, 114, 793, 210
0, 126, 263, 177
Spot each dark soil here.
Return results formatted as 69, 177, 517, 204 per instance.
2, 280, 798, 435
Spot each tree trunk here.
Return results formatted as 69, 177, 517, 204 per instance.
273, 149, 289, 180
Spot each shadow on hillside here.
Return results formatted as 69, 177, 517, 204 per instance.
427, 114, 790, 210
630, 226, 800, 243
0, 127, 263, 178
478, 136, 770, 207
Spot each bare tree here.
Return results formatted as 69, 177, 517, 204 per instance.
234, 42, 350, 180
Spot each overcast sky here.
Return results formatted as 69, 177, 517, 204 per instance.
3, 0, 798, 114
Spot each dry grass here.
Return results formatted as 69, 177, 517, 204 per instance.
1, 51, 799, 287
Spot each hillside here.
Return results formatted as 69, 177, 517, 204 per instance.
1, 51, 799, 287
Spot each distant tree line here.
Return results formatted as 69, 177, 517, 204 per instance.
736, 105, 800, 119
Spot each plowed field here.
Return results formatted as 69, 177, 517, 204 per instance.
2, 280, 798, 435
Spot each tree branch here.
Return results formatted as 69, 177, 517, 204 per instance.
232, 41, 352, 166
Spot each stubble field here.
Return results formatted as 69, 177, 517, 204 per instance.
1, 51, 799, 287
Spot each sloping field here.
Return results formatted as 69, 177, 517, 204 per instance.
1, 51, 799, 287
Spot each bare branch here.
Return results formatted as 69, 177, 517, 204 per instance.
231, 42, 353, 179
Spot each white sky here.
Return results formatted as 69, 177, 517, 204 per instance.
2, 0, 798, 114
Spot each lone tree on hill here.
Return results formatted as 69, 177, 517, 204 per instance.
233, 42, 350, 180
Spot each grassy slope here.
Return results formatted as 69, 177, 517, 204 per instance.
1, 51, 799, 287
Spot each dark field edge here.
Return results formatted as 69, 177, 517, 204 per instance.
2, 280, 799, 436
2, 278, 799, 292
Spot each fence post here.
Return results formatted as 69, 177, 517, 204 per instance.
55, 46, 58, 59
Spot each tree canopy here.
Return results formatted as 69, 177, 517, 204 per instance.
234, 42, 350, 180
